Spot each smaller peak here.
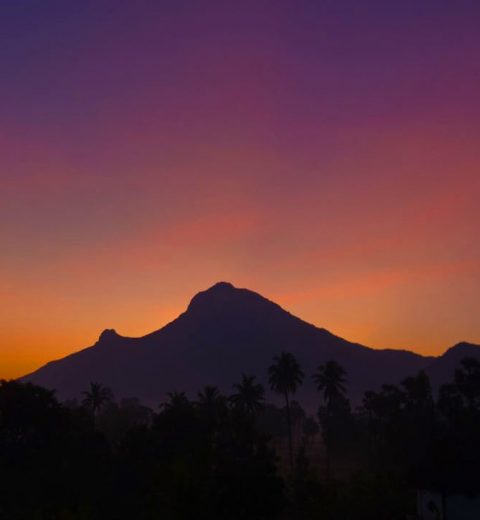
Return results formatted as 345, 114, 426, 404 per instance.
98, 329, 120, 342
442, 341, 480, 357
449, 341, 478, 351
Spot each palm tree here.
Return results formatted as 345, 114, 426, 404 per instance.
197, 385, 227, 428
82, 382, 113, 424
230, 374, 265, 416
401, 370, 433, 410
313, 360, 347, 480
161, 391, 191, 411
455, 357, 480, 410
197, 385, 222, 407
268, 352, 304, 469
313, 360, 346, 408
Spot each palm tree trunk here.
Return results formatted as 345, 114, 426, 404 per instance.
285, 391, 293, 470
325, 432, 330, 483
325, 401, 331, 482
92, 404, 98, 430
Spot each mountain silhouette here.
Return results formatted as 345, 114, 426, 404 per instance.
22, 282, 480, 408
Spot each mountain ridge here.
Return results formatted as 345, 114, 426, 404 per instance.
21, 282, 479, 409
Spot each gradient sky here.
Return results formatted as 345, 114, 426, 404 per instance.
1, 0, 480, 378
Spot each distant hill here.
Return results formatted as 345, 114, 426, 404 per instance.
22, 282, 480, 409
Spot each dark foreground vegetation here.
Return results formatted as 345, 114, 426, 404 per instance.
1, 354, 480, 519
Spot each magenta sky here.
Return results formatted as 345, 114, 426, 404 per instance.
1, 0, 479, 377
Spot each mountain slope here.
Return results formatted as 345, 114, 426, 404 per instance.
21, 282, 479, 408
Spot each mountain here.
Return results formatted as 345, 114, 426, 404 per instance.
21, 282, 480, 409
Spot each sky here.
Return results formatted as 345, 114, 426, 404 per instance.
1, 0, 479, 378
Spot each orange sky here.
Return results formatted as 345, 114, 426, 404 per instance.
1, 1, 480, 378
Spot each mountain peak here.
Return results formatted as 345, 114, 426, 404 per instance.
184, 282, 292, 329
209, 281, 235, 291
187, 281, 238, 310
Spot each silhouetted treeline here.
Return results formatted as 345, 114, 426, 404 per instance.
1, 355, 480, 519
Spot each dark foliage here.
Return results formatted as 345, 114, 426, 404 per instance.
1, 355, 479, 519
0, 379, 282, 520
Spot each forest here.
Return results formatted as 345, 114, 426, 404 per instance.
1, 353, 480, 519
